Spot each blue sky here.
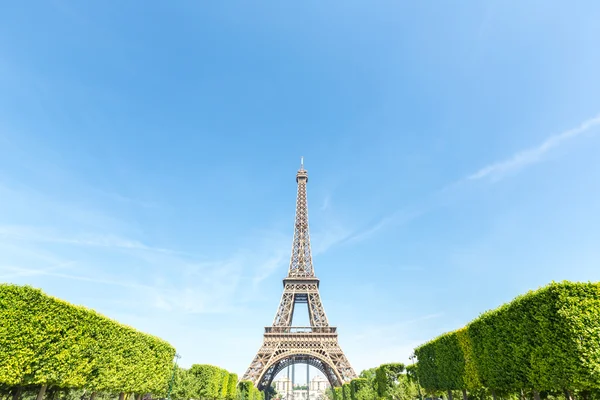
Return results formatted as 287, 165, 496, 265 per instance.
1, 1, 600, 380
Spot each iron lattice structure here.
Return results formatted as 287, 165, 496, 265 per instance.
242, 161, 357, 390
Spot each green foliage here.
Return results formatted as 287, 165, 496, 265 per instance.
356, 364, 417, 400
334, 386, 343, 400
237, 381, 263, 400
358, 368, 377, 383
375, 363, 405, 398
455, 328, 480, 390
414, 281, 600, 393
172, 367, 196, 400
342, 383, 352, 400
238, 381, 254, 400
264, 385, 276, 400
414, 341, 437, 392
404, 365, 417, 384
325, 387, 336, 400
388, 375, 419, 400
189, 365, 233, 400
350, 378, 367, 400
434, 332, 465, 390
227, 373, 239, 400
350, 378, 375, 400
414, 332, 465, 391
219, 370, 229, 400
0, 284, 176, 395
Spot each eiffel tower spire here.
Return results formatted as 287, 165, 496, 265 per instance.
288, 157, 313, 278
242, 160, 357, 390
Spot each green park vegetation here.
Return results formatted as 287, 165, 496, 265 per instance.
170, 365, 237, 400
0, 284, 261, 400
413, 282, 600, 400
0, 285, 176, 400
2, 281, 599, 400
324, 363, 419, 400
170, 366, 264, 400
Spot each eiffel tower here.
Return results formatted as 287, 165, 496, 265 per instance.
242, 159, 357, 390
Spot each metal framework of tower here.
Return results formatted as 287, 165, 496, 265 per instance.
242, 160, 357, 390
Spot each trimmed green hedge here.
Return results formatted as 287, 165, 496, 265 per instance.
350, 378, 375, 400
171, 365, 237, 400
171, 366, 238, 400
353, 364, 416, 400
415, 281, 600, 393
350, 378, 368, 400
375, 363, 405, 398
0, 284, 176, 395
238, 380, 264, 400
172, 367, 195, 400
405, 364, 417, 384
455, 327, 480, 390
342, 382, 352, 400
415, 332, 465, 392
334, 386, 343, 400
227, 373, 238, 400
190, 364, 222, 399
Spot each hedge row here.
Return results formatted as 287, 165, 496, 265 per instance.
342, 382, 351, 400
334, 363, 407, 400
237, 380, 264, 400
171, 365, 238, 400
414, 281, 600, 393
0, 284, 176, 395
375, 363, 405, 398
350, 378, 369, 400
334, 386, 343, 400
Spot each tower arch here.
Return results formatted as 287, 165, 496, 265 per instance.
258, 351, 343, 390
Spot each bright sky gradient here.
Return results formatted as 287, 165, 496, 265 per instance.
1, 1, 600, 380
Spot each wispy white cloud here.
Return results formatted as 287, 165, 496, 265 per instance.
243, 230, 290, 286
346, 205, 427, 244
237, 220, 360, 291
0, 262, 243, 315
311, 223, 353, 255
0, 224, 190, 255
251, 251, 289, 286
0, 264, 68, 280
0, 256, 245, 315
346, 214, 397, 244
0, 223, 292, 314
339, 114, 600, 245
468, 113, 600, 181
150, 259, 244, 314
93, 188, 158, 209
321, 194, 331, 211
0, 265, 152, 290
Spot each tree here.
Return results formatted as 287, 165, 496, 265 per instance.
325, 387, 336, 400
227, 373, 238, 400
264, 385, 277, 400
414, 281, 600, 397
172, 368, 196, 400
334, 387, 343, 400
359, 369, 377, 383
342, 383, 352, 400
388, 376, 418, 400
350, 378, 376, 400
375, 364, 406, 399
0, 284, 176, 398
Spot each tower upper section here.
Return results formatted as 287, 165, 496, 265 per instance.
287, 158, 314, 278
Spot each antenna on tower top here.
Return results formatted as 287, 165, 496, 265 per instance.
300, 156, 304, 169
